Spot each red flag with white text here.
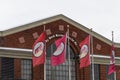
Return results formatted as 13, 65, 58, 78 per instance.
51, 34, 67, 66
108, 44, 115, 75
32, 32, 46, 67
79, 35, 90, 69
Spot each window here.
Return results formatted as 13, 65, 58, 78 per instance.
21, 59, 32, 80
94, 64, 100, 80
46, 43, 76, 80
91, 64, 100, 80
1, 57, 14, 80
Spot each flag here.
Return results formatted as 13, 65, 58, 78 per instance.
51, 34, 67, 66
32, 32, 46, 67
108, 44, 115, 75
79, 35, 90, 68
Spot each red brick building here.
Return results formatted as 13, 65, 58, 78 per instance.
0, 14, 120, 80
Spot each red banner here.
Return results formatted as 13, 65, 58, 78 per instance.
79, 35, 90, 69
108, 44, 115, 75
32, 32, 46, 67
51, 34, 67, 66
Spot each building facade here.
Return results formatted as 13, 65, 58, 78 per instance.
0, 14, 120, 80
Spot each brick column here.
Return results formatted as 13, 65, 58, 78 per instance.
14, 58, 21, 79
33, 64, 44, 80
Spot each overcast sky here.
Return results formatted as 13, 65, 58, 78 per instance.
0, 0, 120, 43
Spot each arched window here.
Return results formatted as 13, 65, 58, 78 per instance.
46, 43, 76, 80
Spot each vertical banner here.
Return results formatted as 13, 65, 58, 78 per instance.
79, 35, 90, 68
51, 33, 67, 66
32, 32, 46, 67
108, 44, 115, 75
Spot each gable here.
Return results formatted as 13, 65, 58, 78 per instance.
0, 14, 120, 57
0, 14, 119, 47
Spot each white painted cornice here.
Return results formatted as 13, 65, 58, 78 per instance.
0, 47, 120, 65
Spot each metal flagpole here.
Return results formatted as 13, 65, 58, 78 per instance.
67, 25, 71, 80
90, 28, 95, 80
51, 43, 55, 80
112, 31, 116, 80
44, 24, 46, 80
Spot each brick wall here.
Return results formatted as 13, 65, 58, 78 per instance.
100, 65, 107, 80
14, 58, 21, 79
1, 20, 120, 80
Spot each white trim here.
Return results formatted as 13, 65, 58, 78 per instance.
0, 46, 120, 66
0, 14, 64, 36
0, 47, 120, 59
92, 54, 120, 60
0, 14, 120, 48
0, 47, 32, 52
0, 47, 32, 59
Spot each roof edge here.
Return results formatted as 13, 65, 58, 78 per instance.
1, 14, 64, 36
0, 14, 120, 48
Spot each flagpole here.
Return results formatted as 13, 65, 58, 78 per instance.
44, 24, 46, 80
90, 28, 95, 80
67, 25, 71, 80
51, 43, 55, 80
112, 31, 116, 80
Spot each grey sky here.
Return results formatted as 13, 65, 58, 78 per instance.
0, 0, 120, 42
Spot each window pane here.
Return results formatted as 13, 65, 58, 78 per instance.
46, 59, 76, 80
1, 57, 14, 79
46, 43, 76, 80
21, 59, 32, 80
91, 64, 100, 80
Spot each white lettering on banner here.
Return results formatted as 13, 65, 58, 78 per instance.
46, 34, 78, 45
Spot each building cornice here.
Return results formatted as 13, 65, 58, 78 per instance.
1, 14, 64, 36
0, 47, 32, 59
0, 47, 120, 65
